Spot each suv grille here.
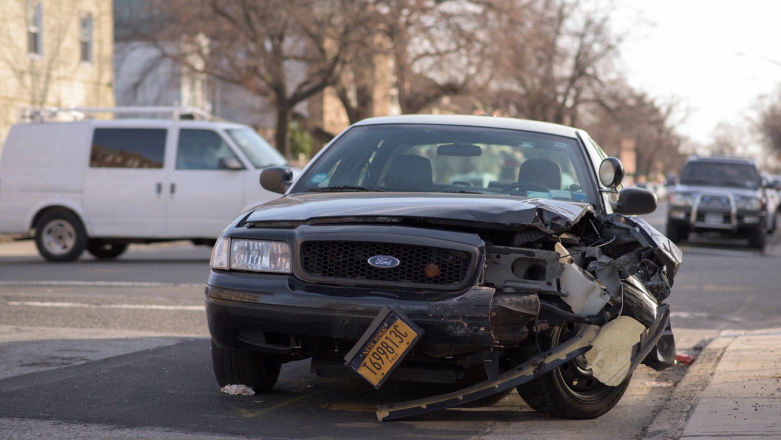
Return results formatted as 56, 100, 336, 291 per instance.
699, 195, 730, 209
300, 241, 473, 288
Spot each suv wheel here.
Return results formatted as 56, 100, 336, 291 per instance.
665, 222, 687, 244
34, 210, 87, 262
211, 339, 281, 392
749, 223, 767, 250
87, 240, 128, 260
515, 322, 630, 419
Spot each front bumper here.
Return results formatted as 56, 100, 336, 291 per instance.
205, 271, 497, 358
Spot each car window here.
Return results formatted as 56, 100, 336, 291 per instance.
176, 129, 239, 170
680, 162, 760, 189
225, 128, 286, 169
90, 128, 166, 168
293, 124, 597, 205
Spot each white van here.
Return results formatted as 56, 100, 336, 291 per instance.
0, 107, 289, 261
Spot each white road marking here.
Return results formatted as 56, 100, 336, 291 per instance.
8, 301, 203, 311
0, 281, 203, 288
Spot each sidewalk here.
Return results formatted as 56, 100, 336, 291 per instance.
646, 327, 781, 439
681, 327, 781, 439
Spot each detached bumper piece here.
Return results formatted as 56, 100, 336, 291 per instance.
376, 304, 672, 422
376, 325, 600, 421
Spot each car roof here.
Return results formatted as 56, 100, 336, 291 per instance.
685, 156, 756, 166
353, 115, 581, 138
16, 119, 249, 130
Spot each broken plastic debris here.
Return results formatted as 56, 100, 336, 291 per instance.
675, 353, 695, 365
220, 384, 255, 396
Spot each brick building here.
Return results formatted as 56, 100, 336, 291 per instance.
0, 0, 115, 147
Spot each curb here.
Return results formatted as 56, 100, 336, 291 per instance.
641, 333, 737, 439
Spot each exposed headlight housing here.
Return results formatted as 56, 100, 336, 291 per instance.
735, 195, 762, 211
209, 237, 292, 274
670, 192, 694, 207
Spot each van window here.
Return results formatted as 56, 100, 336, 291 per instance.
176, 129, 240, 170
90, 128, 166, 168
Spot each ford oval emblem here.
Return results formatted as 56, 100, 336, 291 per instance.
367, 255, 400, 269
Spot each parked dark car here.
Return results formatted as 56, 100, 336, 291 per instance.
206, 115, 681, 421
666, 156, 772, 249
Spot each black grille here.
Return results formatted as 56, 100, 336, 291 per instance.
700, 195, 730, 209
300, 241, 473, 288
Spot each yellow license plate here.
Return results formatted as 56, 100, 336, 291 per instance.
345, 307, 423, 389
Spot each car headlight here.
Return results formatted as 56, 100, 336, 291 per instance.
735, 196, 762, 211
210, 237, 292, 273
670, 192, 694, 206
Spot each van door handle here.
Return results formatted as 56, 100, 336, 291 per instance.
170, 182, 176, 195
156, 182, 162, 195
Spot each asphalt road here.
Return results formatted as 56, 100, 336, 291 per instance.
1, 203, 780, 439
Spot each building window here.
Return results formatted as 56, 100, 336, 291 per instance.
27, 2, 42, 56
79, 13, 93, 63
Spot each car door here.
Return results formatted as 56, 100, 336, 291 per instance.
167, 128, 246, 238
83, 127, 170, 237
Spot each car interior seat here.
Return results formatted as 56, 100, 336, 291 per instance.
383, 154, 433, 191
518, 158, 561, 190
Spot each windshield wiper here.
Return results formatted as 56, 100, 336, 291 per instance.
440, 189, 489, 194
305, 186, 387, 193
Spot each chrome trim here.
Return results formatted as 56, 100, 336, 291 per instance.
691, 193, 736, 230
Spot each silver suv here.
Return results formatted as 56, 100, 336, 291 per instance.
666, 156, 772, 249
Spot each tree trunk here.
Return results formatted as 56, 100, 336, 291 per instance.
275, 104, 290, 158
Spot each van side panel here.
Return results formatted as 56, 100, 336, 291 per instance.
0, 123, 91, 234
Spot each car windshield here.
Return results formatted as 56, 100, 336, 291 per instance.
226, 128, 286, 169
291, 124, 597, 205
679, 162, 761, 189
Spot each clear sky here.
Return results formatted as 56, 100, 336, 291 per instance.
613, 1, 781, 147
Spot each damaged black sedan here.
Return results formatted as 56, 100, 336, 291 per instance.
206, 115, 682, 421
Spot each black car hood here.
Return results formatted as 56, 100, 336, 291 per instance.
245, 192, 595, 234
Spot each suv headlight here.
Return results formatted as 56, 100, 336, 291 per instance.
210, 237, 292, 273
735, 195, 762, 211
670, 192, 694, 206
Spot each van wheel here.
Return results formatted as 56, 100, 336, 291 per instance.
211, 339, 281, 392
34, 210, 87, 262
87, 240, 128, 260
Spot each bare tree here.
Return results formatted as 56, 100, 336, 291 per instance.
472, 0, 622, 125
757, 87, 781, 155
137, 0, 376, 157
582, 83, 686, 179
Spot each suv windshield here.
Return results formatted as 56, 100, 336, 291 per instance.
292, 124, 597, 205
679, 161, 761, 189
226, 128, 286, 169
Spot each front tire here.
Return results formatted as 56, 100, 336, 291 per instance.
516, 323, 631, 419
34, 210, 87, 262
211, 339, 281, 392
748, 223, 766, 250
87, 240, 128, 260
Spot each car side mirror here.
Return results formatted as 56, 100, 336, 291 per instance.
614, 187, 657, 215
218, 157, 243, 170
599, 157, 624, 189
260, 166, 293, 194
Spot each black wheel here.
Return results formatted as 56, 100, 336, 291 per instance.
665, 221, 686, 243
87, 240, 128, 260
211, 339, 281, 392
34, 210, 87, 262
749, 223, 766, 250
515, 322, 631, 419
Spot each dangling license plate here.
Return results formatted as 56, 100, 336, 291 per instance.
344, 307, 423, 389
